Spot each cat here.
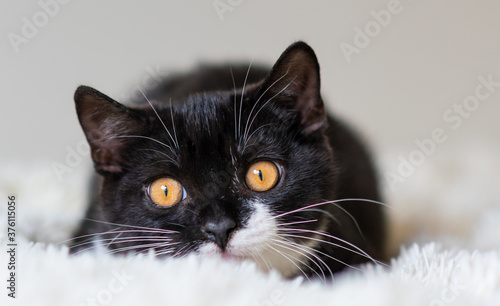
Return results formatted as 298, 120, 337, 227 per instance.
70, 41, 387, 281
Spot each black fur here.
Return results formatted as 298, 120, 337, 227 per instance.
71, 41, 386, 278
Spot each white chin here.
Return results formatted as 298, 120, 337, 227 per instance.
196, 201, 308, 277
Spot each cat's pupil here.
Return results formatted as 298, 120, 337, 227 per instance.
161, 185, 168, 197
71, 41, 387, 279
258, 170, 263, 181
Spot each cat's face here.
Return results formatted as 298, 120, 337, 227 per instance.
75, 42, 336, 276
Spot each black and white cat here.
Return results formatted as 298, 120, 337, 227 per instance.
71, 41, 387, 280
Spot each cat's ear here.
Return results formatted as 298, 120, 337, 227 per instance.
258, 41, 326, 135
74, 86, 145, 174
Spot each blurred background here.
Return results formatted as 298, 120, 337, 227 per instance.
1, 0, 499, 195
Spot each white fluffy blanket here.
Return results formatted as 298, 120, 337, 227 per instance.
1, 146, 499, 305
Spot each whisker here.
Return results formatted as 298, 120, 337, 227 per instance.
241, 77, 296, 154
139, 148, 176, 162
298, 208, 340, 226
78, 218, 183, 232
279, 232, 370, 264
278, 219, 318, 227
254, 248, 273, 272
155, 247, 177, 257
242, 67, 290, 144
280, 236, 360, 273
114, 135, 174, 154
242, 80, 296, 154
336, 198, 395, 209
331, 203, 365, 241
139, 149, 178, 167
279, 230, 387, 267
241, 123, 274, 151
229, 65, 238, 143
279, 229, 369, 259
138, 88, 178, 151
169, 98, 179, 149
105, 232, 122, 248
271, 239, 326, 282
266, 244, 311, 283
272, 198, 394, 220
97, 238, 175, 250
58, 226, 120, 246
238, 59, 254, 146
178, 245, 196, 258
173, 243, 192, 257
107, 241, 180, 255
60, 228, 175, 246
69, 235, 175, 251
70, 237, 174, 256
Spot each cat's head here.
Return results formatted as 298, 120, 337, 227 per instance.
75, 42, 337, 276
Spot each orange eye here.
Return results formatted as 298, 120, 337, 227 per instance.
148, 178, 186, 207
245, 161, 280, 192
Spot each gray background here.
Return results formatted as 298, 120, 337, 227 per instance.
1, 0, 499, 174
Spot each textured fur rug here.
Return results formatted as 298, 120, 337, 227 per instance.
1, 145, 499, 305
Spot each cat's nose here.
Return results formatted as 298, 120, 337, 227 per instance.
202, 218, 236, 250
